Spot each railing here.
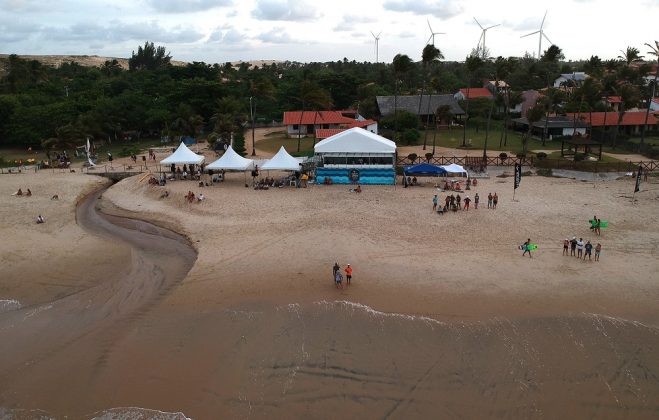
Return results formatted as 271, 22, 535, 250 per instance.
396, 156, 658, 173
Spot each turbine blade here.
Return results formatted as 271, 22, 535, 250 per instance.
521, 30, 540, 38
377, 31, 382, 38
542, 32, 552, 44
428, 34, 433, 45
485, 24, 501, 30
474, 17, 483, 29
541, 10, 547, 28
371, 31, 375, 38
428, 20, 433, 33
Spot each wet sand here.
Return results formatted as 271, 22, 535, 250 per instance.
1, 171, 659, 419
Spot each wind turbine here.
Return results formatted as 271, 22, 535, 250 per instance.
426, 20, 445, 46
474, 17, 500, 59
371, 31, 382, 63
521, 11, 552, 59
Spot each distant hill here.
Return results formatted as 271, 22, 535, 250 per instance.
0, 54, 282, 76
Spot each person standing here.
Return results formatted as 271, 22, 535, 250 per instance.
595, 218, 602, 237
594, 243, 602, 261
487, 192, 493, 209
570, 237, 577, 256
432, 194, 438, 212
522, 239, 532, 258
445, 195, 450, 210
456, 193, 461, 209
463, 196, 471, 211
474, 193, 479, 209
584, 240, 593, 261
345, 264, 353, 286
576, 238, 584, 258
563, 238, 569, 256
335, 271, 343, 289
492, 193, 498, 209
333, 262, 340, 279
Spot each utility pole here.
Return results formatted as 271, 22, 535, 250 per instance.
250, 96, 256, 156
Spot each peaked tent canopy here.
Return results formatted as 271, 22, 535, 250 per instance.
206, 146, 254, 171
160, 142, 205, 165
403, 163, 447, 175
441, 163, 468, 175
314, 127, 396, 154
261, 146, 301, 171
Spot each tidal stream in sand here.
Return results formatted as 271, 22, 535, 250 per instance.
1, 188, 659, 419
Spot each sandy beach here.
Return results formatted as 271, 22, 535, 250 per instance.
1, 163, 659, 418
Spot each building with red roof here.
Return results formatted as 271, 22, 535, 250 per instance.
454, 88, 493, 101
565, 111, 659, 134
282, 110, 377, 138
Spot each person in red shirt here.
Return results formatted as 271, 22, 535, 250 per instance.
345, 264, 353, 285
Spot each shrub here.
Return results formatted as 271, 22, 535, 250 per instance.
120, 146, 140, 157
536, 152, 547, 160
407, 153, 418, 163
425, 152, 433, 162
536, 168, 553, 177
380, 110, 419, 131
402, 128, 420, 145
516, 152, 526, 158
573, 153, 585, 161
499, 152, 508, 159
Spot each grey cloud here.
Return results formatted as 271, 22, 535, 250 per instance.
44, 20, 205, 44
208, 26, 246, 44
252, 0, 320, 21
382, 0, 462, 18
146, 0, 233, 13
0, 20, 40, 42
398, 31, 416, 39
333, 14, 376, 32
256, 27, 294, 44
0, 0, 46, 12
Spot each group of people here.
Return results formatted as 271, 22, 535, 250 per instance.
184, 190, 205, 203
170, 163, 203, 181
487, 192, 498, 209
563, 237, 601, 261
332, 262, 353, 289
13, 188, 32, 197
434, 192, 477, 213
589, 215, 604, 237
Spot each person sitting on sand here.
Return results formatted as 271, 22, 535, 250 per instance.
26, 188, 32, 196
197, 193, 205, 202
15, 188, 23, 196
51, 194, 59, 200
36, 215, 44, 224
160, 190, 170, 199
355, 185, 362, 193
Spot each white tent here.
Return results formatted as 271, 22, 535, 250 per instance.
260, 146, 301, 171
441, 163, 468, 176
206, 146, 254, 171
160, 142, 205, 165
314, 127, 396, 154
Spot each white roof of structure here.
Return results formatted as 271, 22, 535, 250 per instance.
260, 146, 301, 171
160, 142, 205, 165
206, 146, 254, 170
441, 163, 467, 174
314, 127, 396, 154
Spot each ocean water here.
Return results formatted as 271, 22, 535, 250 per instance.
0, 407, 191, 420
0, 299, 21, 314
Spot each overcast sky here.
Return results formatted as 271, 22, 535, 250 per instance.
1, 0, 657, 64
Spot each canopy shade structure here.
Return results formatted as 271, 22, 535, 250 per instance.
160, 142, 205, 165
314, 127, 396, 154
403, 163, 447, 175
441, 163, 468, 175
206, 146, 254, 171
261, 146, 301, 171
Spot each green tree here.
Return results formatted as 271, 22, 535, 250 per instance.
392, 54, 413, 140
462, 54, 484, 146
249, 76, 276, 155
611, 83, 641, 149
639, 41, 659, 152
523, 102, 545, 154
129, 42, 172, 71
618, 46, 644, 66
418, 44, 443, 150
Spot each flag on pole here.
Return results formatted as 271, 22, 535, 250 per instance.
514, 163, 522, 189
634, 165, 642, 193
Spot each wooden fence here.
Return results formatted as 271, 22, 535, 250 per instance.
396, 156, 659, 173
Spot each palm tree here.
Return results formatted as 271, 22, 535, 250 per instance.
249, 77, 276, 155
462, 55, 484, 147
418, 44, 443, 150
618, 46, 644, 66
41, 124, 87, 152
296, 80, 332, 152
639, 40, 659, 152
611, 83, 641, 149
523, 102, 545, 155
434, 105, 453, 155
392, 54, 413, 141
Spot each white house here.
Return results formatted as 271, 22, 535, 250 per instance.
553, 72, 589, 88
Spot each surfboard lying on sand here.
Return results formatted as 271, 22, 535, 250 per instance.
589, 219, 608, 228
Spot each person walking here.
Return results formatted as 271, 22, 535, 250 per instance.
492, 193, 498, 209
463, 196, 471, 211
594, 243, 602, 261
522, 239, 532, 258
577, 238, 584, 259
487, 192, 493, 209
333, 262, 340, 279
345, 264, 353, 286
563, 238, 569, 255
584, 240, 593, 261
432, 194, 438, 212
474, 193, 479, 209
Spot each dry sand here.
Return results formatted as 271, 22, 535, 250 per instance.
1, 167, 659, 419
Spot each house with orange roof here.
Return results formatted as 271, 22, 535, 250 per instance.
565, 111, 659, 135
282, 110, 377, 138
453, 87, 493, 101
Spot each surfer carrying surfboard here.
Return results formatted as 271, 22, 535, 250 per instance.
522, 239, 533, 258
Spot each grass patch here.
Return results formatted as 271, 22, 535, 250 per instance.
411, 128, 563, 153
258, 135, 316, 155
